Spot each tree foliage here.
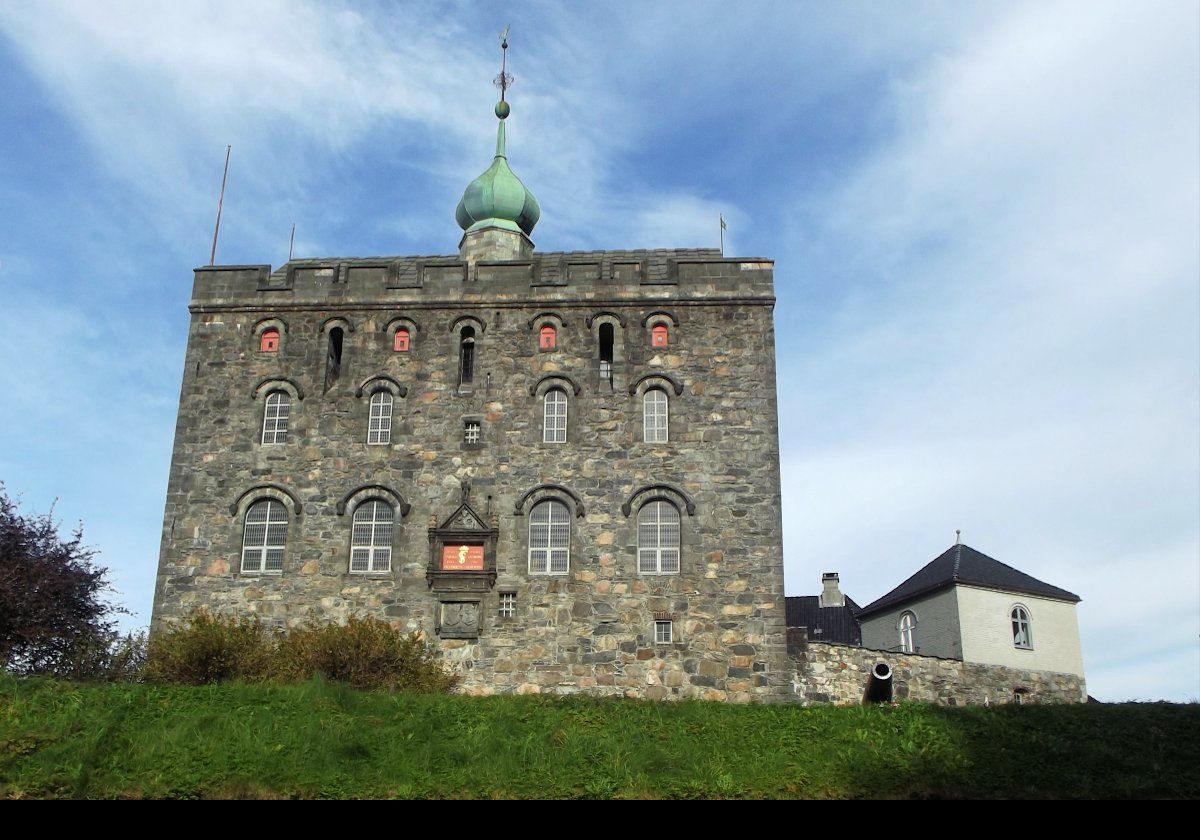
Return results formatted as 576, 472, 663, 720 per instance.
0, 483, 127, 675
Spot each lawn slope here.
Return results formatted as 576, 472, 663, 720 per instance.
2, 677, 1196, 799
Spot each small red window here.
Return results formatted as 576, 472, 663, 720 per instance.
651, 324, 669, 347
394, 328, 410, 352
539, 325, 557, 350
260, 328, 280, 353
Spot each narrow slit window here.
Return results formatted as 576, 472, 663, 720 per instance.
325, 327, 344, 391
394, 328, 410, 352
459, 326, 475, 384
261, 391, 291, 445
599, 322, 614, 382
367, 391, 393, 445
543, 388, 567, 443
260, 328, 280, 352
644, 388, 669, 443
539, 324, 557, 350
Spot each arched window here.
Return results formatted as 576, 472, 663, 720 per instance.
394, 328, 410, 352
539, 324, 557, 350
241, 499, 287, 574
529, 499, 570, 575
325, 327, 344, 391
543, 388, 567, 443
261, 391, 291, 444
350, 500, 394, 574
898, 611, 917, 653
459, 326, 475, 384
644, 388, 669, 443
637, 500, 680, 574
651, 323, 669, 347
599, 322, 614, 382
260, 328, 280, 352
367, 391, 393, 445
1011, 605, 1033, 649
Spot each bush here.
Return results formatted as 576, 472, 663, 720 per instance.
144, 611, 270, 685
144, 611, 457, 693
273, 617, 459, 693
49, 630, 147, 682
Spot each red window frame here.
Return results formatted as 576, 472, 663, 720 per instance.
260, 329, 280, 353
651, 324, 669, 347
539, 325, 557, 350
394, 329, 410, 352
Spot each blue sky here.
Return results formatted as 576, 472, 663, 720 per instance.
0, 1, 1196, 701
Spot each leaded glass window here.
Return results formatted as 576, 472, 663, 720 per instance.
529, 500, 570, 575
637, 500, 680, 574
367, 391, 393, 445
350, 500, 394, 574
241, 499, 287, 574
644, 388, 668, 443
543, 388, 567, 444
262, 391, 290, 445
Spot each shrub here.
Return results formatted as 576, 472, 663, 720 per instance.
144, 611, 457, 693
144, 611, 271, 685
273, 617, 458, 693
49, 630, 147, 682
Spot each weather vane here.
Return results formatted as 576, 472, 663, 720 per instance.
493, 25, 513, 112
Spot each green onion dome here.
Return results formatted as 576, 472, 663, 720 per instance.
455, 108, 541, 237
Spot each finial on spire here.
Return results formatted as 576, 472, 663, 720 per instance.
494, 25, 513, 119
955, 529, 962, 544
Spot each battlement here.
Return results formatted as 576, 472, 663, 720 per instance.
190, 249, 775, 310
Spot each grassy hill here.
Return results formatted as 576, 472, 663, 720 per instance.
1, 676, 1196, 799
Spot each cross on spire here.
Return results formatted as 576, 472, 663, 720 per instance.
494, 26, 513, 103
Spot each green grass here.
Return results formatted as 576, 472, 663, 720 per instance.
1, 676, 1196, 799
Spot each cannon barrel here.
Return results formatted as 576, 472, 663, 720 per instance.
862, 661, 894, 704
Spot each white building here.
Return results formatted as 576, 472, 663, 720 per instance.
857, 542, 1086, 690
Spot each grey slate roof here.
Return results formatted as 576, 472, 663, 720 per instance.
857, 543, 1081, 619
785, 595, 863, 646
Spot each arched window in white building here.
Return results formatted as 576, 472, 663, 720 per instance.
898, 610, 917, 653
1011, 605, 1033, 649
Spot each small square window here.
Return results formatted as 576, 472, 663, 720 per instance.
499, 592, 516, 618
655, 620, 673, 644
394, 329, 410, 352
464, 421, 481, 445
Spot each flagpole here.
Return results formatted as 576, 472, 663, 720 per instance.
209, 145, 231, 266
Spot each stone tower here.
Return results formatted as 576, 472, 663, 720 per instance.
150, 43, 789, 701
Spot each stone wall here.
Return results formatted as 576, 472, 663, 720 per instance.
152, 249, 792, 702
788, 630, 1086, 705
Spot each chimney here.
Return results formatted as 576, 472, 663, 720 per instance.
819, 572, 845, 608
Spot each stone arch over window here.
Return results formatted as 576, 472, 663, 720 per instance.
628, 373, 684, 397
1011, 604, 1033, 649
642, 310, 678, 349
529, 312, 565, 352
528, 373, 582, 397
448, 314, 486, 335
229, 483, 304, 518
899, 610, 918, 653
621, 483, 696, 517
513, 483, 586, 518
336, 484, 412, 518
319, 316, 356, 335
354, 374, 408, 399
384, 316, 420, 353
588, 312, 626, 392
252, 317, 288, 353
250, 377, 304, 402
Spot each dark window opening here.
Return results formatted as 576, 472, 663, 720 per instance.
599, 323, 614, 383
325, 327, 344, 391
459, 326, 475, 385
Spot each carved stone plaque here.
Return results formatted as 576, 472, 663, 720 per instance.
441, 543, 485, 571
438, 600, 481, 639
